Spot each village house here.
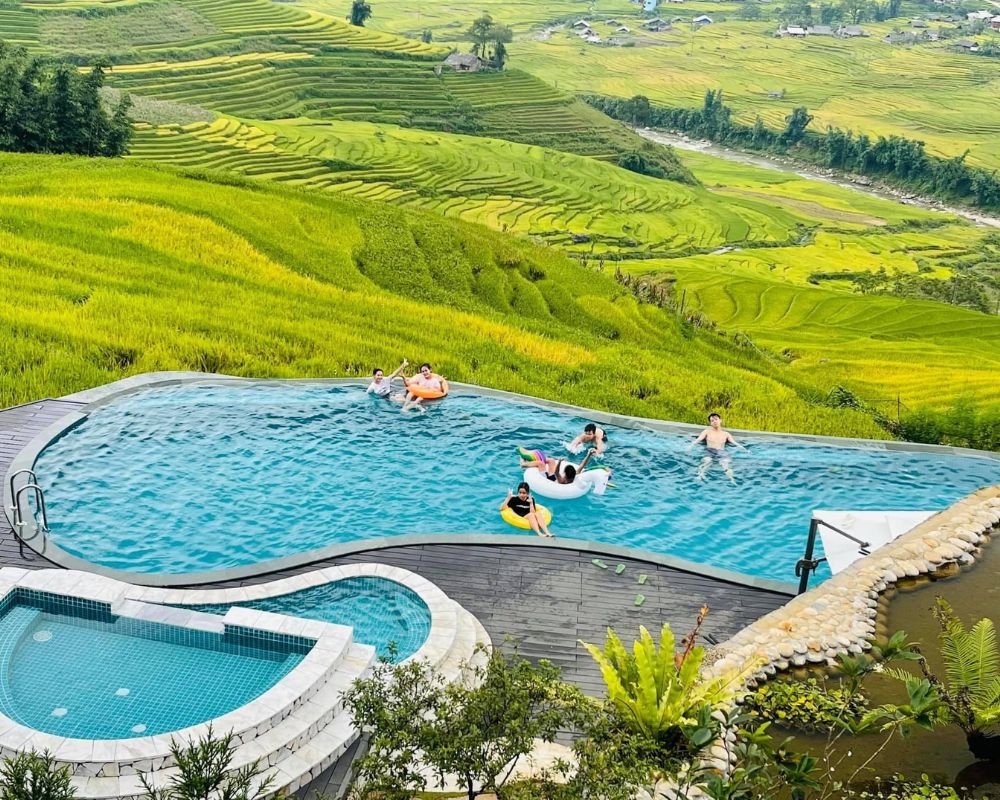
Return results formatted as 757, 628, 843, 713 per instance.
909, 19, 927, 28
443, 53, 483, 72
837, 24, 868, 36
966, 10, 992, 21
644, 0, 658, 12
924, 30, 940, 41
780, 25, 808, 36
572, 19, 591, 28
807, 24, 834, 35
883, 30, 918, 43
693, 14, 713, 25
954, 37, 979, 50
991, 15, 1000, 30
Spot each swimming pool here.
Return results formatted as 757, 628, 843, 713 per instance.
30, 382, 999, 584
189, 577, 432, 662
0, 588, 308, 739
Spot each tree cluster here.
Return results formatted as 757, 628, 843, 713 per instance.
348, 0, 371, 27
0, 42, 132, 157
585, 91, 1000, 209
777, 0, 901, 24
466, 14, 514, 67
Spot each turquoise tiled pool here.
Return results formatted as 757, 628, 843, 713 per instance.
190, 577, 432, 662
0, 589, 309, 739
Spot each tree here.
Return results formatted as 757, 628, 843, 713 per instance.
344, 646, 584, 800
466, 13, 494, 56
421, 28, 433, 42
348, 0, 371, 26
0, 751, 76, 800
781, 105, 813, 144
140, 727, 274, 800
740, 3, 762, 19
840, 0, 869, 23
487, 22, 513, 67
819, 2, 844, 23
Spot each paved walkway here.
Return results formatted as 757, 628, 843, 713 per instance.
0, 399, 790, 798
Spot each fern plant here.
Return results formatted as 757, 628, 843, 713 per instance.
927, 597, 1000, 758
581, 619, 758, 742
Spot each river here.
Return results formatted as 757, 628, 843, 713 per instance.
636, 128, 1000, 230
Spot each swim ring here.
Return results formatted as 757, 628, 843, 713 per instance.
522, 467, 611, 499
407, 378, 449, 400
501, 504, 552, 529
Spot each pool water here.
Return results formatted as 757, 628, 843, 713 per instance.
0, 590, 308, 739
34, 384, 999, 584
189, 577, 432, 662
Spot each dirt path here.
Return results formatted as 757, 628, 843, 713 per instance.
636, 128, 1000, 230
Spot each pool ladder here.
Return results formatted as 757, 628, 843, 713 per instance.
6, 468, 49, 558
795, 516, 870, 595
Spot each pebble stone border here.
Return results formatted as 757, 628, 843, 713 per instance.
0, 564, 490, 799
705, 484, 1000, 682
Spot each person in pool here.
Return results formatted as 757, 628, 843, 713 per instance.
366, 359, 408, 399
520, 448, 599, 484
688, 413, 746, 482
567, 423, 607, 455
402, 362, 446, 412
501, 481, 553, 537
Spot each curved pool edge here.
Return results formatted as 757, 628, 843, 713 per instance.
5, 371, 998, 592
0, 563, 488, 799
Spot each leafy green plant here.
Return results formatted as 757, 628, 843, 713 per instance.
0, 751, 76, 800
745, 678, 870, 733
580, 609, 760, 742
855, 774, 961, 800
140, 726, 276, 800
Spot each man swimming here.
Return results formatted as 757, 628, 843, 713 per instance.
688, 413, 746, 482
567, 423, 607, 455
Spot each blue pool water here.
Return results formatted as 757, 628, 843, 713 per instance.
189, 577, 432, 662
0, 590, 308, 739
34, 384, 999, 584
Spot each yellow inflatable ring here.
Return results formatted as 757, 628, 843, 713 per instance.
407, 378, 449, 400
501, 504, 552, 530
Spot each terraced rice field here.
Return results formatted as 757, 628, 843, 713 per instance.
127, 115, 802, 252
0, 152, 892, 439
642, 258, 1000, 413
512, 20, 1000, 169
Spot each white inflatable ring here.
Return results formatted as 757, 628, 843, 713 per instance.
523, 468, 592, 500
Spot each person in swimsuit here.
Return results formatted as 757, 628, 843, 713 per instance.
402, 362, 446, 412
568, 423, 607, 455
366, 359, 408, 399
500, 481, 553, 537
687, 413, 746, 482
519, 448, 598, 484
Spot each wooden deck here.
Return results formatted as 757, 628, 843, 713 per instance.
0, 398, 790, 798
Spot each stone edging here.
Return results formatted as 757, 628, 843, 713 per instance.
705, 485, 1000, 682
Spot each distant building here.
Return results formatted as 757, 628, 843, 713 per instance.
909, 19, 927, 27
616, 25, 631, 32
924, 30, 941, 41
443, 53, 483, 72
644, 0, 659, 12
966, 10, 992, 20
693, 14, 713, 25
837, 24, 867, 36
883, 31, 918, 43
991, 15, 1000, 29
767, 89, 785, 98
605, 18, 619, 24
643, 18, 672, 30
954, 37, 979, 50
573, 19, 591, 28
807, 24, 834, 35
784, 25, 807, 35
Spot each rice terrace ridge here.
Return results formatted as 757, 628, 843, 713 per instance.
0, 0, 999, 796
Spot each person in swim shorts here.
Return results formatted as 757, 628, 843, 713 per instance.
567, 423, 607, 456
402, 362, 446, 412
519, 448, 598, 484
500, 481, 553, 537
366, 359, 408, 399
687, 413, 746, 482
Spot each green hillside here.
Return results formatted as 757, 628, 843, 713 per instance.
0, 152, 889, 438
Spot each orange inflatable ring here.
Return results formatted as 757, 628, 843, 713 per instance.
407, 378, 449, 400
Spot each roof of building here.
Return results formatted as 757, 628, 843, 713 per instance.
444, 53, 482, 67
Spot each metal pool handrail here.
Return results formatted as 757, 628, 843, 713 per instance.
11, 482, 49, 558
6, 468, 37, 523
795, 516, 870, 595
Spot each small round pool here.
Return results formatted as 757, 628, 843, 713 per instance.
187, 577, 432, 662
30, 382, 999, 584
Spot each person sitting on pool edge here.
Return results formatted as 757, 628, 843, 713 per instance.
520, 447, 599, 484
501, 482, 553, 537
366, 359, 408, 399
687, 412, 747, 482
402, 362, 447, 412
567, 422, 607, 455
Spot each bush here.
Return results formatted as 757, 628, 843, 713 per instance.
0, 751, 75, 800
744, 677, 870, 733
855, 774, 961, 800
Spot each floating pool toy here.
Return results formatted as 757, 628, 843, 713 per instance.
522, 466, 612, 499
406, 378, 449, 400
500, 504, 552, 530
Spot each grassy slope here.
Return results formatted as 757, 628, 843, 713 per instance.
0, 153, 887, 438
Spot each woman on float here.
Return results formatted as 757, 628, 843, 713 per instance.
519, 447, 599, 485
402, 362, 448, 412
500, 482, 553, 537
